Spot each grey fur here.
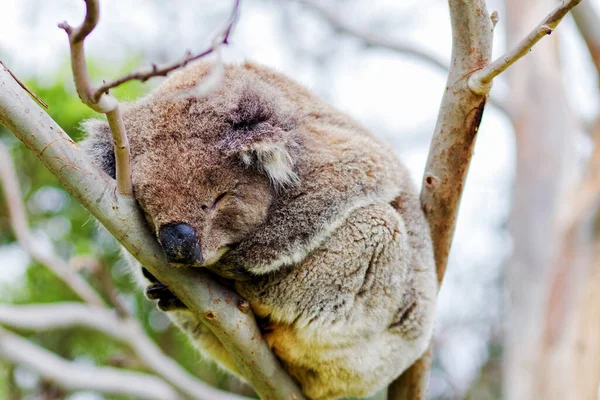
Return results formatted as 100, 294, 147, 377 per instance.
81, 62, 438, 400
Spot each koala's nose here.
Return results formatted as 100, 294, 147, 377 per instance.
159, 223, 203, 266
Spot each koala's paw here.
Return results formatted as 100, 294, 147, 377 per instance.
142, 268, 187, 312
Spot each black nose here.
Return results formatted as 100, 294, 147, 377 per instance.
159, 223, 202, 266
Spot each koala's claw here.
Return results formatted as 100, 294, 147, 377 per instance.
144, 281, 187, 312
145, 282, 168, 300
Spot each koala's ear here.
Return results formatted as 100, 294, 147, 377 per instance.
237, 139, 299, 188
79, 119, 116, 179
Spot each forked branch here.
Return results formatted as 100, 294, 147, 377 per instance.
58, 0, 132, 195
391, 0, 583, 398
469, 0, 583, 94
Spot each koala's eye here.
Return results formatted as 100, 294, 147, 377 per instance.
210, 192, 228, 210
231, 117, 268, 132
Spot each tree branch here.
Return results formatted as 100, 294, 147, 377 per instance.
391, 0, 582, 397
468, 0, 583, 95
58, 0, 131, 195
422, 0, 494, 285
0, 303, 249, 400
0, 327, 180, 400
0, 61, 48, 109
0, 66, 304, 400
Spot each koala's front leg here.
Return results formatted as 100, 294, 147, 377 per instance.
140, 267, 244, 379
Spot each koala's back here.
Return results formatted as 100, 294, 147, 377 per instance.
236, 201, 436, 400
88, 62, 437, 400
209, 64, 438, 399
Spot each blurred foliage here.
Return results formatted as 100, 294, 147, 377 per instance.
0, 62, 239, 399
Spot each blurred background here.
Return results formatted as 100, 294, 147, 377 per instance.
0, 0, 599, 399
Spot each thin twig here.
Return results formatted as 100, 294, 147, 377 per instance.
0, 327, 180, 400
92, 0, 240, 102
468, 0, 583, 95
0, 61, 48, 109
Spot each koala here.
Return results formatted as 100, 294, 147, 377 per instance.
81, 61, 438, 400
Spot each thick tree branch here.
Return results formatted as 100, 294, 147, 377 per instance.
468, 0, 583, 95
391, 0, 582, 398
0, 327, 179, 400
0, 303, 249, 400
422, 0, 494, 284
0, 67, 304, 400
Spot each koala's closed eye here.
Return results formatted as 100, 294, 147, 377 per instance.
199, 192, 229, 211
210, 192, 228, 210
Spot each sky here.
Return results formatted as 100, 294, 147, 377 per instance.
0, 0, 599, 396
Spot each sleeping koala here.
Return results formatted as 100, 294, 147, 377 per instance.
81, 62, 437, 400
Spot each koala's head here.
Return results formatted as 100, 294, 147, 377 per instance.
81, 62, 300, 267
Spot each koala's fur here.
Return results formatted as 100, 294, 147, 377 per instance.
81, 62, 437, 400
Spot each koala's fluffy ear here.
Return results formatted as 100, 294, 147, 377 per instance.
220, 89, 299, 189
237, 139, 299, 188
79, 119, 116, 179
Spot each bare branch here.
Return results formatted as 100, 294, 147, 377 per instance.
0, 303, 250, 400
0, 67, 305, 400
572, 1, 600, 74
468, 0, 583, 95
0, 142, 105, 307
58, 0, 132, 195
0, 61, 48, 109
0, 327, 180, 400
93, 0, 240, 102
